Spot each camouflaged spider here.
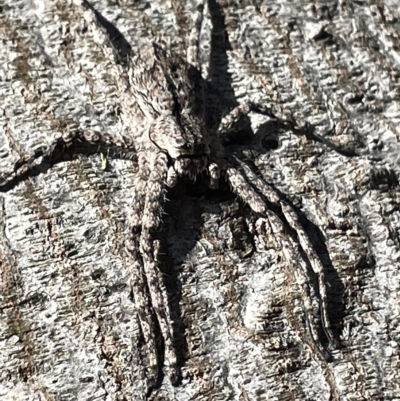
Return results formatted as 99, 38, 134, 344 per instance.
0, 0, 338, 389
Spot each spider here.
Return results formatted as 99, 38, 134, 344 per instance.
0, 0, 339, 389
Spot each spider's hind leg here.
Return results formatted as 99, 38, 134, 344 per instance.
243, 153, 338, 350
126, 150, 179, 387
186, 0, 206, 69
125, 238, 161, 388
125, 152, 163, 389
225, 166, 266, 214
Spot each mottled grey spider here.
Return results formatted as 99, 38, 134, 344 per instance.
0, 0, 339, 389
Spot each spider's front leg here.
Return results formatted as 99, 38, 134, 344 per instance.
128, 149, 178, 385
225, 158, 337, 355
124, 150, 161, 388
256, 212, 331, 359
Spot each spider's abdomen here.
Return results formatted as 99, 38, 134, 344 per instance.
128, 43, 205, 122
130, 43, 211, 166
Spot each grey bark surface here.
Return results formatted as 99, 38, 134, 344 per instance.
1, 0, 400, 400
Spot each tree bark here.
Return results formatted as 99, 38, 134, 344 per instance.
1, 0, 400, 400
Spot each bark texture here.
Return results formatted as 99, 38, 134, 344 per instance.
1, 0, 400, 400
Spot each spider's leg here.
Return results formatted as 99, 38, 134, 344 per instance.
1, 5, 142, 188
125, 153, 161, 388
84, 3, 177, 383
257, 213, 329, 359
218, 101, 355, 156
226, 161, 335, 354
230, 155, 281, 204
217, 100, 313, 138
226, 166, 323, 350
130, 152, 152, 227
279, 201, 338, 350
231, 156, 337, 350
225, 166, 267, 214
187, 0, 206, 69
217, 103, 281, 136
139, 151, 178, 382
82, 6, 143, 139
125, 237, 160, 387
0, 129, 136, 187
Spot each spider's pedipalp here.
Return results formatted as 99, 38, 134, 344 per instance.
167, 166, 178, 187
208, 162, 220, 189
173, 157, 208, 180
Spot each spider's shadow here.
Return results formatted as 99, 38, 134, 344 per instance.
82, 0, 133, 63
202, 0, 346, 354
151, 0, 346, 370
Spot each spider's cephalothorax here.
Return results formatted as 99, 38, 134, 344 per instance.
0, 0, 339, 391
150, 113, 212, 181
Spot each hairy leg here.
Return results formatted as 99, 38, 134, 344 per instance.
280, 201, 337, 350
139, 151, 178, 381
231, 155, 280, 203
227, 161, 336, 353
0, 129, 136, 187
82, 4, 147, 141
236, 156, 337, 349
125, 237, 160, 387
0, 4, 142, 188
124, 153, 161, 387
225, 166, 266, 214
217, 101, 355, 156
217, 102, 284, 136
84, 3, 178, 383
257, 213, 329, 359
187, 0, 206, 69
